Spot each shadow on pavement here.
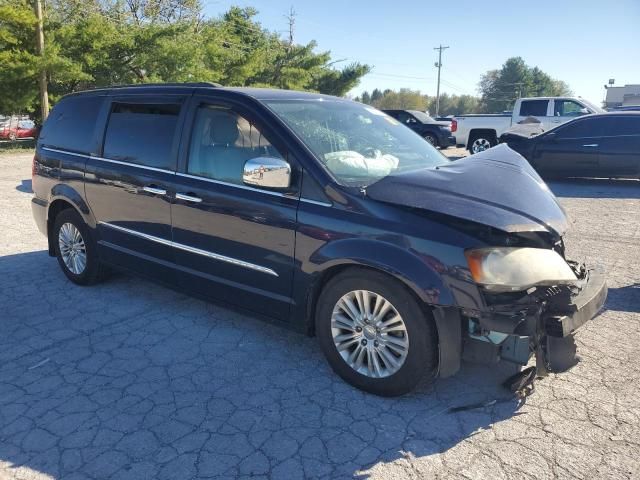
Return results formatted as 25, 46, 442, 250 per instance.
15, 179, 32, 193
605, 283, 640, 314
548, 178, 640, 199
0, 250, 528, 479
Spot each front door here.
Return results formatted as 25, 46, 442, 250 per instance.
171, 96, 299, 320
85, 95, 187, 279
531, 117, 600, 177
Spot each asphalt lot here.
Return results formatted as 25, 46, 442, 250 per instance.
1, 149, 639, 479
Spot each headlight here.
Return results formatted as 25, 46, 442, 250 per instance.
465, 247, 577, 292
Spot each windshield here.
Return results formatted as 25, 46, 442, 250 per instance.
408, 110, 435, 123
265, 99, 449, 187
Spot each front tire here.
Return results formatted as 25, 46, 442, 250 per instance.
53, 208, 105, 285
315, 268, 438, 396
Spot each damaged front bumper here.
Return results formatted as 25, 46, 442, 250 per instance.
459, 265, 607, 375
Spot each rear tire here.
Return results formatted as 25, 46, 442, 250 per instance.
315, 268, 438, 396
53, 208, 105, 285
424, 134, 439, 148
468, 132, 496, 154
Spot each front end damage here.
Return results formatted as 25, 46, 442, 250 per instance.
459, 261, 607, 376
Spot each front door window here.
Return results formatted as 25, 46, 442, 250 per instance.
187, 106, 284, 185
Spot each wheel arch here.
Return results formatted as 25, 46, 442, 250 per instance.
46, 185, 96, 256
301, 240, 456, 336
466, 128, 498, 149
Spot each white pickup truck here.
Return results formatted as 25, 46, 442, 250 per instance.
452, 97, 604, 154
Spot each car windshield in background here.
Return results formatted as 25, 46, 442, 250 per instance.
265, 99, 449, 187
408, 110, 435, 123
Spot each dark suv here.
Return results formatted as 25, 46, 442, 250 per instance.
383, 109, 455, 148
32, 83, 607, 396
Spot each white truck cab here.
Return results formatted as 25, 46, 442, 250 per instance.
453, 97, 604, 154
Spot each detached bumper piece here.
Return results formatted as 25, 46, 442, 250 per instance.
544, 268, 607, 338
540, 267, 607, 373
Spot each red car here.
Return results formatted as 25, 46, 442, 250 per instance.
0, 120, 38, 140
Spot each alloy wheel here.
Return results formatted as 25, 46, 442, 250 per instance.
471, 138, 492, 153
58, 222, 87, 275
424, 135, 437, 146
331, 290, 409, 378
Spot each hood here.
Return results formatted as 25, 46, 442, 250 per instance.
366, 144, 568, 236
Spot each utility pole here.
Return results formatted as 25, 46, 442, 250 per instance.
34, 0, 49, 121
285, 6, 296, 49
433, 44, 449, 116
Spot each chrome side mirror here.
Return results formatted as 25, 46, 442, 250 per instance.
243, 156, 291, 189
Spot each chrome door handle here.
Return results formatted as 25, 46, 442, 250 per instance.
176, 193, 203, 203
142, 186, 167, 195
582, 144, 599, 147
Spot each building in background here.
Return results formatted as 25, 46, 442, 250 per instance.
604, 84, 640, 109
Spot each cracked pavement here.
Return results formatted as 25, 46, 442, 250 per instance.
1, 149, 639, 479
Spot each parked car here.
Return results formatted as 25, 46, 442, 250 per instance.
382, 109, 455, 148
500, 112, 640, 179
32, 84, 607, 396
0, 119, 37, 140
610, 105, 640, 112
453, 97, 603, 154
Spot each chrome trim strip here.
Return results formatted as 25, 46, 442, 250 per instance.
300, 198, 332, 207
42, 147, 88, 158
89, 156, 175, 175
41, 147, 176, 174
98, 221, 279, 277
175, 172, 292, 199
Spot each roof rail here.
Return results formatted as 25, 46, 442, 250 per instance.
109, 82, 222, 89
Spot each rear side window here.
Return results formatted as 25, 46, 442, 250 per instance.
519, 100, 549, 117
599, 116, 640, 136
103, 102, 180, 170
39, 95, 104, 154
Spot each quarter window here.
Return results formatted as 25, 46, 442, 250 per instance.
519, 100, 549, 117
103, 102, 181, 170
598, 116, 640, 137
187, 106, 283, 185
39, 95, 105, 154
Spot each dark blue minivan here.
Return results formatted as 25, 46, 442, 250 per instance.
32, 83, 607, 396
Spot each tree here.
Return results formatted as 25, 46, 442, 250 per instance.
478, 57, 572, 113
0, 2, 371, 117
370, 88, 383, 104
373, 88, 428, 110
360, 90, 371, 104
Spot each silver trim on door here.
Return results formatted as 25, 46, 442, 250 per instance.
300, 198, 332, 207
582, 144, 599, 147
175, 172, 292, 199
41, 147, 176, 175
175, 193, 203, 203
98, 221, 279, 277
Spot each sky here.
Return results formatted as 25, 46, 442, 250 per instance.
203, 0, 640, 106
